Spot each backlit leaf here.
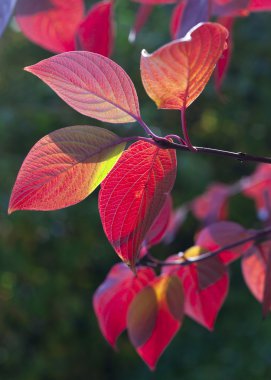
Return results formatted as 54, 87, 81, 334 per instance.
141, 22, 228, 110
0, 0, 17, 36
25, 51, 141, 124
127, 274, 184, 370
75, 0, 113, 57
99, 140, 177, 269
9, 126, 125, 212
93, 264, 155, 347
15, 0, 84, 52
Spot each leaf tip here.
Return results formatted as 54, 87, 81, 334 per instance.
141, 49, 150, 58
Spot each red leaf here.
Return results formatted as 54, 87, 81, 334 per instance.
170, 1, 185, 39
242, 164, 271, 219
75, 0, 113, 57
15, 0, 84, 52
191, 183, 230, 224
212, 0, 250, 16
8, 126, 126, 212
0, 0, 17, 37
196, 221, 252, 264
129, 4, 154, 43
242, 242, 271, 317
99, 141, 177, 269
127, 274, 184, 370
25, 51, 141, 124
143, 194, 173, 248
141, 22, 228, 110
249, 0, 271, 11
214, 16, 234, 92
93, 264, 155, 347
164, 253, 229, 330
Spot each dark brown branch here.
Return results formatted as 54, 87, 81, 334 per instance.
141, 226, 271, 268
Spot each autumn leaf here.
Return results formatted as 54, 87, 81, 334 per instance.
93, 264, 155, 347
15, 0, 84, 52
9, 126, 125, 212
99, 140, 177, 269
127, 274, 184, 370
141, 22, 228, 110
75, 0, 114, 57
25, 51, 141, 124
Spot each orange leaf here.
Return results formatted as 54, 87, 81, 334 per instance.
140, 22, 228, 109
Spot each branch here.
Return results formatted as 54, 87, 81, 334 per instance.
141, 226, 271, 268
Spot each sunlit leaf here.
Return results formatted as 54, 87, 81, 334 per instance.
141, 22, 228, 110
15, 0, 84, 52
25, 51, 141, 124
99, 140, 177, 269
93, 264, 155, 347
9, 126, 125, 212
127, 274, 184, 370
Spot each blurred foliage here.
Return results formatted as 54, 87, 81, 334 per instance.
0, 1, 271, 379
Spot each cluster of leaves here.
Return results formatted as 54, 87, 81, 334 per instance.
0, 0, 113, 56
2, 0, 271, 372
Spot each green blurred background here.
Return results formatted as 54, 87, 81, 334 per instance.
1, 2, 271, 379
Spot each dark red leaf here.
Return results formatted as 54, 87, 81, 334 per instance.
170, 1, 185, 39
214, 16, 234, 92
127, 274, 184, 370
93, 264, 155, 347
99, 141, 177, 269
75, 0, 113, 57
191, 183, 230, 224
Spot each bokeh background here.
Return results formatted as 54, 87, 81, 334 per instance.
1, 1, 271, 379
